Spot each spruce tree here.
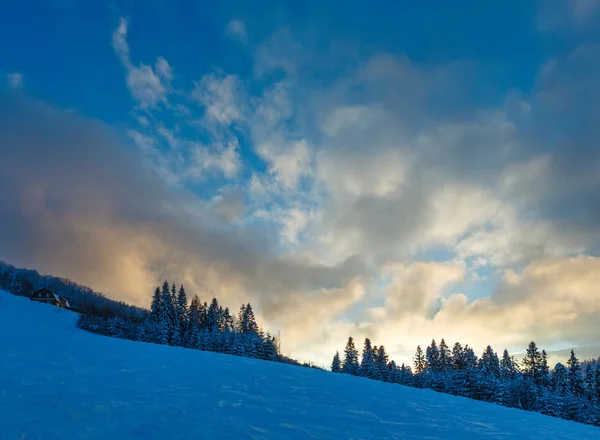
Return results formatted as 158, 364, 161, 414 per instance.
375, 345, 389, 381
414, 345, 427, 374
331, 351, 342, 373
185, 295, 201, 347
567, 350, 585, 397
540, 349, 550, 388
426, 339, 441, 372
500, 349, 518, 380
452, 342, 466, 371
360, 338, 377, 378
439, 339, 451, 372
553, 362, 570, 395
150, 286, 161, 322
342, 337, 359, 375
522, 341, 542, 385
176, 285, 188, 327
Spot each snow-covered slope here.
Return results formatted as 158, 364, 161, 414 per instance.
0, 290, 597, 440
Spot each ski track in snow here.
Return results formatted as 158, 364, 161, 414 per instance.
0, 290, 598, 439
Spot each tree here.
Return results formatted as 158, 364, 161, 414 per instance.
426, 339, 441, 372
149, 286, 161, 322
500, 349, 518, 380
160, 280, 177, 345
375, 345, 389, 381
184, 295, 202, 347
439, 339, 451, 372
479, 345, 500, 378
567, 350, 585, 397
239, 303, 259, 335
342, 337, 359, 375
360, 338, 377, 378
10, 273, 24, 296
540, 350, 550, 388
452, 342, 466, 371
522, 341, 542, 385
414, 345, 427, 374
331, 351, 342, 373
176, 285, 188, 329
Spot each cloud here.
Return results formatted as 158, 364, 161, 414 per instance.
192, 73, 245, 125
0, 94, 364, 351
6, 73, 23, 89
112, 18, 172, 109
225, 19, 248, 44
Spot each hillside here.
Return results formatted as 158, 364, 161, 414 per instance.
0, 289, 597, 440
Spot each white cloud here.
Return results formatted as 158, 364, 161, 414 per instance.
112, 18, 172, 109
193, 73, 244, 125
225, 19, 248, 43
190, 139, 241, 179
6, 73, 23, 89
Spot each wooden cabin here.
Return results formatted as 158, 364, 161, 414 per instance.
30, 288, 71, 309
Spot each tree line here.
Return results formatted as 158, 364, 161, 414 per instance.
77, 280, 280, 361
331, 337, 600, 426
0, 261, 147, 321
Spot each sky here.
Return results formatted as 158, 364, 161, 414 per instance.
1, 0, 600, 367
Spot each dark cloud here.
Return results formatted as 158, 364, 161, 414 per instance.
0, 93, 364, 313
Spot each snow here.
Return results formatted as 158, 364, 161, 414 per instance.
0, 289, 597, 440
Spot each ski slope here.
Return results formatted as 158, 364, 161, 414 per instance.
0, 289, 597, 440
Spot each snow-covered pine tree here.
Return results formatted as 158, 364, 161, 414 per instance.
567, 349, 585, 397
522, 341, 542, 385
176, 285, 188, 334
360, 338, 377, 378
150, 286, 161, 322
238, 303, 258, 334
479, 345, 500, 378
222, 307, 234, 332
413, 345, 426, 374
500, 349, 518, 380
206, 298, 221, 332
342, 337, 360, 375
160, 280, 177, 345
540, 349, 550, 388
375, 345, 389, 381
439, 339, 451, 372
331, 351, 342, 373
10, 273, 24, 296
426, 339, 441, 372
184, 295, 201, 347
413, 345, 427, 388
584, 363, 596, 402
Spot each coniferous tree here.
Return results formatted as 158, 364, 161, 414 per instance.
331, 351, 342, 373
522, 341, 542, 385
452, 342, 466, 371
342, 337, 359, 375
184, 295, 201, 347
439, 339, 451, 372
160, 280, 177, 344
414, 345, 427, 374
375, 345, 389, 381
540, 349, 550, 388
176, 285, 188, 329
500, 349, 518, 379
567, 350, 585, 397
479, 345, 500, 378
360, 338, 377, 378
149, 286, 161, 322
426, 339, 441, 372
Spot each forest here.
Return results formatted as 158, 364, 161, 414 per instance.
331, 336, 600, 426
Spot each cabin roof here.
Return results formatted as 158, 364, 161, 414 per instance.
31, 288, 70, 308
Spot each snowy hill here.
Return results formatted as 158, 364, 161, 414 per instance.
0, 289, 597, 440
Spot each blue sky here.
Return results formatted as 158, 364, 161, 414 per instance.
1, 0, 600, 366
